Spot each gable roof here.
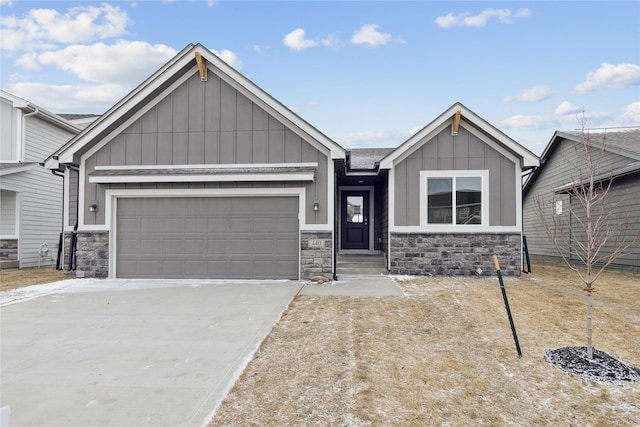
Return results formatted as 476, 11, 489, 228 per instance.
523, 127, 640, 196
45, 43, 345, 170
378, 102, 539, 170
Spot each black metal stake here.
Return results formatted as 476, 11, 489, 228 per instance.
493, 255, 522, 358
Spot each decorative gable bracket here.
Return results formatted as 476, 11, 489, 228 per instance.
452, 109, 461, 136
195, 51, 207, 81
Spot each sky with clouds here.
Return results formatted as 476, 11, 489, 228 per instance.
1, 1, 638, 154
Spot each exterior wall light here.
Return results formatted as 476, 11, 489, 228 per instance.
89, 201, 99, 212
313, 201, 320, 212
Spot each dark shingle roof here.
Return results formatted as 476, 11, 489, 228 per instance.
563, 127, 640, 158
58, 113, 100, 120
348, 148, 394, 170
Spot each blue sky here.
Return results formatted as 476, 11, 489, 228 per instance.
1, 1, 639, 154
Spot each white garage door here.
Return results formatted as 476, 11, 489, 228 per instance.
116, 197, 299, 279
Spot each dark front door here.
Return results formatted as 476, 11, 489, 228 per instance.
341, 191, 369, 249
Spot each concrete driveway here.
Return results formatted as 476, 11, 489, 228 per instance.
1, 279, 303, 427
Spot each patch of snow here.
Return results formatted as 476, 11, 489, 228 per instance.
0, 278, 100, 306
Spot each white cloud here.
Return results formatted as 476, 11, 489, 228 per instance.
351, 24, 392, 47
436, 8, 530, 28
501, 110, 612, 131
283, 28, 319, 51
0, 0, 13, 6
283, 28, 338, 51
620, 102, 640, 123
20, 40, 177, 85
321, 32, 340, 48
501, 114, 559, 130
518, 85, 552, 102
575, 63, 640, 93
0, 4, 130, 51
211, 49, 243, 71
555, 101, 582, 115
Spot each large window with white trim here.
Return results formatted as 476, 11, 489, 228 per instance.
421, 170, 488, 226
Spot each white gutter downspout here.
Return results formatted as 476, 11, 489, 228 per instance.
20, 108, 39, 162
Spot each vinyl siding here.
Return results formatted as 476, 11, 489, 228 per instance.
523, 138, 639, 272
2, 115, 76, 267
567, 175, 640, 272
84, 71, 330, 226
394, 125, 517, 227
2, 167, 64, 268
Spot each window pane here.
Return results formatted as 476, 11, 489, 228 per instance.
428, 178, 452, 224
456, 177, 481, 224
346, 196, 364, 223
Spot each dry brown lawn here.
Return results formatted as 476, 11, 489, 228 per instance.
0, 267, 73, 292
209, 262, 640, 426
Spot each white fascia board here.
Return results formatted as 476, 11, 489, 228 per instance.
0, 164, 36, 176
44, 158, 61, 170
89, 172, 315, 184
94, 162, 318, 171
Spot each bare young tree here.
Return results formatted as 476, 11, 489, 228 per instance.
533, 122, 640, 359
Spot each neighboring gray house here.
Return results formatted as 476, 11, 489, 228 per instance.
45, 43, 538, 280
1, 90, 81, 269
523, 128, 640, 273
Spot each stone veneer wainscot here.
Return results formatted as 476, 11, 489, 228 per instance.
390, 233, 521, 277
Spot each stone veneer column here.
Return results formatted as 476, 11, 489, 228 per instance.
300, 231, 333, 279
74, 231, 109, 278
390, 233, 521, 277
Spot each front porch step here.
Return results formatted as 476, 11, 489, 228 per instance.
336, 254, 388, 275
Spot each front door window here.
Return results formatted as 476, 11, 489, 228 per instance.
341, 191, 369, 249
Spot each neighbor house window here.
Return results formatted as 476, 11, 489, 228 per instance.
421, 171, 488, 226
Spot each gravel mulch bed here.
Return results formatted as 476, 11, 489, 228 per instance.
545, 347, 640, 384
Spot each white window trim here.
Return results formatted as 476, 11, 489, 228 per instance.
419, 170, 489, 230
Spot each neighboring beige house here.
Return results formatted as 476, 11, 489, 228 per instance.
45, 43, 539, 280
1, 90, 81, 269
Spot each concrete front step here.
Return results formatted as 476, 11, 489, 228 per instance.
337, 267, 388, 275
337, 254, 388, 275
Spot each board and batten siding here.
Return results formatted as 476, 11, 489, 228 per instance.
394, 125, 516, 227
5, 116, 75, 267
523, 138, 639, 271
82, 72, 329, 227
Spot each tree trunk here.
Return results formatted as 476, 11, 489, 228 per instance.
586, 290, 593, 359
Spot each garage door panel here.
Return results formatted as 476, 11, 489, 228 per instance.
116, 196, 299, 279
253, 239, 274, 255
184, 238, 206, 254
208, 238, 230, 255
277, 239, 298, 255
